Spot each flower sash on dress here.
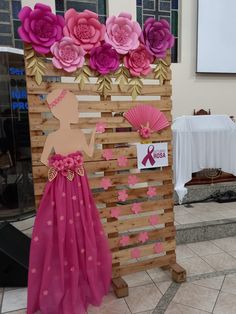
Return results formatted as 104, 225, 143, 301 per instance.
48, 166, 84, 182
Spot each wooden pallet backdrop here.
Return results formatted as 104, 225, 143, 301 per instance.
24, 49, 186, 297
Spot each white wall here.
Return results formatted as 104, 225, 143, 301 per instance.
21, 0, 55, 12
107, 0, 136, 20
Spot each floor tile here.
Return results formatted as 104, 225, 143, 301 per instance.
213, 291, 236, 314
122, 271, 152, 288
187, 241, 222, 257
202, 252, 236, 271
211, 237, 236, 252
194, 212, 225, 222
147, 267, 171, 282
193, 275, 224, 290
125, 283, 162, 313
174, 213, 203, 224
165, 301, 211, 314
88, 293, 131, 314
172, 282, 219, 312
1, 310, 26, 314
176, 244, 196, 260
154, 280, 172, 294
174, 206, 189, 215
221, 273, 236, 295
220, 209, 236, 219
178, 256, 214, 276
1, 288, 27, 313
135, 311, 153, 314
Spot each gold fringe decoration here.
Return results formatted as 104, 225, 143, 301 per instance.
114, 65, 130, 92
25, 45, 46, 85
96, 75, 112, 98
128, 77, 143, 101
153, 59, 168, 86
74, 65, 92, 90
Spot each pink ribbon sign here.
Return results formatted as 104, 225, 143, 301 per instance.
142, 145, 155, 166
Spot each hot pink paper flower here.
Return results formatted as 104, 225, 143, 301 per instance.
128, 175, 139, 186
89, 43, 119, 75
110, 207, 120, 219
149, 215, 159, 226
141, 18, 174, 59
117, 156, 128, 167
138, 232, 149, 243
51, 37, 85, 72
63, 157, 74, 169
96, 122, 106, 133
100, 177, 112, 190
18, 3, 65, 54
124, 44, 154, 77
120, 235, 130, 246
118, 190, 128, 202
139, 126, 153, 138
63, 9, 105, 53
102, 149, 113, 161
154, 242, 164, 254
131, 203, 142, 214
105, 12, 141, 54
147, 187, 157, 197
131, 248, 141, 259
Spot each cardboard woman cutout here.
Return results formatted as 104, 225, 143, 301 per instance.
41, 88, 96, 165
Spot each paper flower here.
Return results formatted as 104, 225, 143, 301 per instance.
138, 232, 149, 243
105, 12, 141, 54
120, 235, 130, 246
118, 190, 128, 202
89, 43, 119, 75
139, 126, 153, 138
154, 242, 164, 254
102, 149, 113, 161
51, 37, 85, 72
100, 177, 112, 190
96, 122, 106, 133
63, 157, 74, 169
147, 187, 157, 197
128, 175, 139, 186
63, 9, 105, 53
131, 203, 142, 214
140, 18, 174, 58
117, 156, 128, 167
124, 44, 154, 77
149, 215, 159, 226
110, 207, 120, 219
18, 3, 65, 54
131, 248, 141, 259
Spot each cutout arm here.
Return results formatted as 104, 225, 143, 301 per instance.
81, 129, 96, 158
40, 134, 54, 166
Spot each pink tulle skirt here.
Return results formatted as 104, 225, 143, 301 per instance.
27, 152, 112, 314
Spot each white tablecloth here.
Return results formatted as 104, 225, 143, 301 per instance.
172, 115, 236, 203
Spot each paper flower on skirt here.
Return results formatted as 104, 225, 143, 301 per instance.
154, 242, 164, 254
128, 175, 139, 186
100, 177, 112, 190
96, 122, 106, 133
51, 37, 85, 72
124, 44, 154, 77
63, 9, 105, 53
140, 18, 174, 59
138, 232, 149, 243
110, 207, 120, 219
105, 12, 141, 54
149, 215, 159, 226
120, 235, 130, 246
131, 247, 141, 259
102, 149, 113, 161
18, 3, 65, 54
131, 203, 142, 214
147, 187, 157, 197
117, 156, 128, 167
89, 43, 119, 75
118, 190, 128, 202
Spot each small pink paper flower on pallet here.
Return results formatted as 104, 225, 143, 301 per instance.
131, 247, 141, 259
147, 187, 157, 198
117, 156, 128, 167
110, 207, 120, 219
149, 215, 159, 226
120, 235, 130, 247
154, 242, 164, 254
128, 175, 139, 186
96, 122, 106, 133
102, 149, 113, 161
138, 232, 149, 243
100, 177, 112, 190
131, 203, 142, 214
118, 190, 128, 202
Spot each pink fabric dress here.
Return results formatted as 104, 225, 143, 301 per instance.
27, 151, 112, 314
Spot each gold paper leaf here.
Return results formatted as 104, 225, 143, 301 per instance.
67, 170, 74, 181
25, 46, 45, 86
48, 167, 58, 181
35, 70, 43, 85
128, 77, 143, 100
76, 167, 84, 176
96, 75, 112, 97
114, 65, 130, 92
74, 66, 91, 91
153, 59, 168, 86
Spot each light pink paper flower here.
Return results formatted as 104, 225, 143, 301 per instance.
138, 232, 149, 243
100, 177, 112, 190
128, 175, 139, 186
96, 122, 106, 133
118, 190, 128, 202
154, 242, 164, 254
147, 187, 157, 197
131, 248, 141, 259
131, 203, 142, 214
117, 156, 128, 167
110, 207, 120, 219
51, 37, 85, 72
64, 9, 105, 53
149, 215, 159, 226
120, 235, 130, 246
104, 12, 141, 54
102, 149, 113, 161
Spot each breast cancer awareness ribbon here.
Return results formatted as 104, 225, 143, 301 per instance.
142, 145, 155, 166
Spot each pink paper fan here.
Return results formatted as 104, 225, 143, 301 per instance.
124, 104, 169, 138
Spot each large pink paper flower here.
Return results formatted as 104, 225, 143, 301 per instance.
18, 3, 65, 54
140, 18, 174, 58
105, 12, 141, 55
89, 43, 119, 75
63, 9, 105, 53
51, 37, 85, 72
124, 44, 154, 77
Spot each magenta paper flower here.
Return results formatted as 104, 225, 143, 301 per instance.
124, 44, 154, 77
131, 248, 141, 259
141, 18, 174, 59
147, 187, 157, 197
18, 3, 64, 54
154, 242, 164, 254
89, 43, 119, 75
63, 157, 74, 169
138, 232, 149, 243
117, 156, 128, 167
149, 215, 159, 226
128, 175, 139, 186
120, 235, 130, 246
110, 207, 120, 219
64, 9, 105, 53
102, 149, 113, 161
100, 177, 112, 190
51, 37, 85, 72
131, 203, 142, 214
105, 12, 141, 54
118, 190, 128, 202
96, 122, 106, 133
